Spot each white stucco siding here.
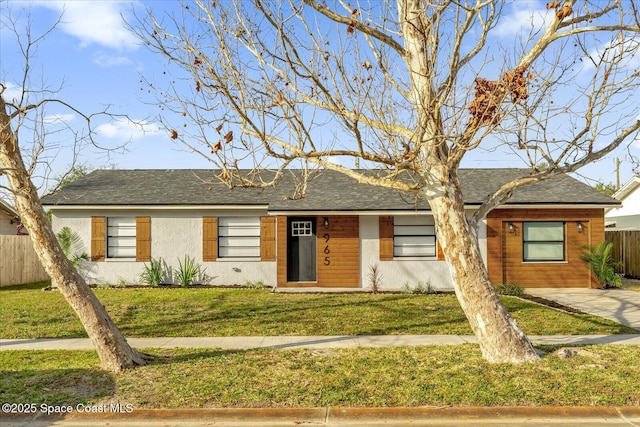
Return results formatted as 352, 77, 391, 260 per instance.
359, 214, 487, 291
50, 208, 276, 286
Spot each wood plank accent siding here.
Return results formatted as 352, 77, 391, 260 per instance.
260, 216, 276, 261
91, 216, 106, 262
379, 216, 394, 261
136, 216, 151, 262
317, 216, 360, 287
486, 208, 604, 288
276, 216, 288, 286
202, 217, 217, 261
277, 215, 360, 287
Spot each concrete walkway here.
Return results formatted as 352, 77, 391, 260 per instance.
2, 334, 639, 351
525, 288, 640, 331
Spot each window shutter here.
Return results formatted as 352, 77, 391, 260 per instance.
91, 216, 106, 262
260, 216, 276, 261
136, 216, 151, 262
379, 216, 394, 261
203, 216, 217, 261
436, 239, 445, 261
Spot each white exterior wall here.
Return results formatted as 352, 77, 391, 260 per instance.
51, 209, 276, 286
51, 209, 488, 289
0, 210, 16, 235
606, 183, 640, 230
358, 214, 487, 291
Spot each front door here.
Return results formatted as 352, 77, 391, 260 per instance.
287, 217, 317, 282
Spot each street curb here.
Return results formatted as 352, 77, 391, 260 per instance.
4, 406, 638, 424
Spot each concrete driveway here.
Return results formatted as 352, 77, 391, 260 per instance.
525, 288, 640, 331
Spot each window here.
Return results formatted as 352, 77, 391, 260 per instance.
291, 221, 313, 236
394, 216, 436, 257
107, 217, 136, 258
218, 217, 260, 258
523, 222, 565, 262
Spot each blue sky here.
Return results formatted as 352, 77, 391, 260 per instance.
1, 0, 638, 194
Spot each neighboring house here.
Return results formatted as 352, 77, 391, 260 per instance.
605, 175, 640, 230
41, 169, 619, 289
0, 198, 22, 235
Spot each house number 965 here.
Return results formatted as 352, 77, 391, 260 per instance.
323, 233, 330, 266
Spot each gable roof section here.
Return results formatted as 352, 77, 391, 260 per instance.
0, 198, 19, 218
612, 175, 640, 202
41, 168, 618, 211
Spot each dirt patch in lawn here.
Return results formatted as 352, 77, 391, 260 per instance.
518, 294, 587, 315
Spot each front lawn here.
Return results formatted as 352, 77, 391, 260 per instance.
1, 345, 638, 408
1, 286, 635, 338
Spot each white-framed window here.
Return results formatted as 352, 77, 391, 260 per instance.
291, 221, 313, 236
394, 216, 436, 257
523, 221, 565, 262
218, 217, 260, 258
107, 217, 136, 258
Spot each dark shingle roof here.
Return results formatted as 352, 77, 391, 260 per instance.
41, 168, 618, 210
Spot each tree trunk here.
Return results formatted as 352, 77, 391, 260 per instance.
1, 97, 146, 372
428, 174, 540, 363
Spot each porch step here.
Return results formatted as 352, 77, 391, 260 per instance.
274, 287, 371, 293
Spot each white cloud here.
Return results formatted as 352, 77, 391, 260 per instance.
494, 4, 553, 38
93, 52, 133, 67
40, 1, 139, 51
43, 113, 76, 124
1, 82, 24, 102
581, 37, 640, 73
95, 118, 164, 141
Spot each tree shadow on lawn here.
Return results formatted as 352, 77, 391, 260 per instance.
0, 367, 116, 407
114, 293, 473, 336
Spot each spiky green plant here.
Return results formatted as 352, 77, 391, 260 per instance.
56, 226, 89, 268
139, 258, 165, 286
175, 255, 202, 287
580, 241, 622, 288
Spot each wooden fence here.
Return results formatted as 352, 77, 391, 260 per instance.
605, 230, 640, 279
0, 235, 49, 286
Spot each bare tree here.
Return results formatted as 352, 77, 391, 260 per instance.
133, 0, 640, 363
1, 9, 146, 372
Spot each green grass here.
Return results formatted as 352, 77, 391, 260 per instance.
1, 345, 638, 408
0, 286, 636, 338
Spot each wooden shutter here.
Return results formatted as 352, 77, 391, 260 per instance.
91, 216, 106, 261
203, 216, 218, 261
136, 216, 151, 262
379, 216, 394, 261
436, 239, 445, 261
260, 216, 276, 261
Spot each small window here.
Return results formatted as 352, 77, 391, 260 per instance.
218, 217, 260, 258
291, 221, 313, 236
523, 222, 565, 262
107, 217, 136, 258
394, 216, 436, 257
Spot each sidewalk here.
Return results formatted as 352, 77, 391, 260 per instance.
2, 334, 640, 351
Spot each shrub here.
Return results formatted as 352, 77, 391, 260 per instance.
55, 226, 89, 268
244, 280, 267, 289
139, 258, 164, 287
580, 241, 622, 288
402, 280, 435, 295
367, 264, 383, 294
495, 283, 524, 296
175, 255, 202, 287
